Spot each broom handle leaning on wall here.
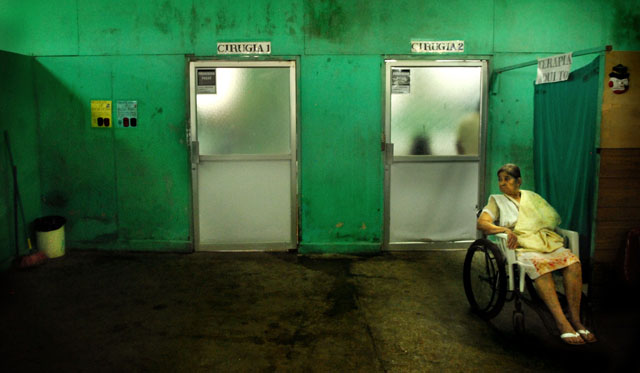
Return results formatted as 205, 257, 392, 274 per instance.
14, 165, 32, 251
4, 131, 33, 255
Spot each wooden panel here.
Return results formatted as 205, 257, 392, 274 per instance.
598, 149, 640, 177
597, 177, 640, 207
595, 221, 640, 251
601, 105, 640, 148
591, 261, 613, 282
596, 207, 640, 222
601, 51, 640, 148
603, 51, 640, 107
594, 248, 618, 263
594, 147, 640, 265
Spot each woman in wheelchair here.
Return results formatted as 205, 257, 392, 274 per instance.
476, 164, 597, 345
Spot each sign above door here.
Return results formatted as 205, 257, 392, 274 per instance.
217, 42, 271, 55
411, 40, 465, 54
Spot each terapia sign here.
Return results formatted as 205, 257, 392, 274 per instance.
536, 52, 572, 84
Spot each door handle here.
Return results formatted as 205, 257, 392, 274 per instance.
191, 141, 199, 164
385, 143, 394, 165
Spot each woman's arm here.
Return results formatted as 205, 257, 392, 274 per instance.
477, 212, 519, 249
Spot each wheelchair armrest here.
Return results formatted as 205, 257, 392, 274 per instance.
555, 227, 580, 258
492, 229, 581, 294
493, 233, 518, 292
494, 233, 517, 264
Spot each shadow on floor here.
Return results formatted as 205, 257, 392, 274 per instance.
0, 250, 638, 372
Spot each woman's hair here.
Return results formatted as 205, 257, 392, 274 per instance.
497, 163, 521, 179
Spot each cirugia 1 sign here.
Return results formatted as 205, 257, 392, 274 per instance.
217, 42, 271, 55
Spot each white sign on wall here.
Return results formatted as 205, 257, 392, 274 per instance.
117, 101, 138, 128
536, 52, 573, 84
411, 40, 464, 54
217, 42, 271, 55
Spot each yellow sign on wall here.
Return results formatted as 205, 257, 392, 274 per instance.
91, 100, 112, 128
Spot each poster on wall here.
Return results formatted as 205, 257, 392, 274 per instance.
117, 101, 138, 128
91, 100, 112, 128
536, 52, 572, 84
197, 69, 216, 94
392, 69, 411, 94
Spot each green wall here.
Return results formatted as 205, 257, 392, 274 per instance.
1, 0, 638, 255
484, 0, 639, 195
486, 54, 606, 196
34, 56, 191, 251
300, 55, 383, 253
0, 51, 41, 269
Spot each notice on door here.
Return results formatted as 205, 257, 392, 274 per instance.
392, 69, 411, 94
197, 69, 216, 94
91, 100, 112, 128
536, 52, 572, 85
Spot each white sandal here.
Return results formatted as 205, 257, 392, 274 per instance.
577, 329, 597, 343
560, 332, 585, 345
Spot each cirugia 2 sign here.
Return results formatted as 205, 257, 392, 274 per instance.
411, 40, 464, 54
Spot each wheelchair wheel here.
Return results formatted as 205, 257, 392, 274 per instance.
463, 239, 507, 320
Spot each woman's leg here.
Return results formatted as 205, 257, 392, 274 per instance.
534, 272, 584, 344
562, 262, 597, 342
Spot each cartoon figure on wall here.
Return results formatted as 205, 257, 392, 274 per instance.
608, 64, 629, 94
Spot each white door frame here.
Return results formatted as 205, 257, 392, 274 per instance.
382, 59, 489, 250
188, 60, 298, 251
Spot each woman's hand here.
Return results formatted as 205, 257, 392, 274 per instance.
477, 212, 519, 249
504, 228, 518, 249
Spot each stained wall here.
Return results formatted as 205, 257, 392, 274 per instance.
0, 51, 41, 269
0, 0, 638, 254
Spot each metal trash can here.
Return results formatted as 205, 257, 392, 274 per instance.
35, 215, 66, 258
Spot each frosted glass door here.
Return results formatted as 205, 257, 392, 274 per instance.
196, 68, 291, 155
385, 62, 486, 248
197, 161, 291, 244
390, 162, 478, 242
190, 62, 296, 250
390, 67, 481, 156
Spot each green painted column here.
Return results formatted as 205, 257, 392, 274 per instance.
299, 55, 383, 254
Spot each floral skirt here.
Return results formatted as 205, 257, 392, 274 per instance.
516, 248, 580, 280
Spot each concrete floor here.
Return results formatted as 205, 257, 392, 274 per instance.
1, 250, 638, 372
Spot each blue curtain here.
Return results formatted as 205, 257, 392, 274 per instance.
534, 57, 600, 269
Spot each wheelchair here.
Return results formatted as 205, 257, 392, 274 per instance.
462, 228, 590, 335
